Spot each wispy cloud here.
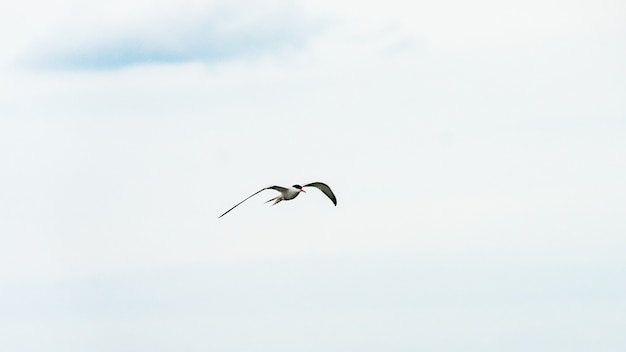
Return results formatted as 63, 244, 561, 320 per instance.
23, 4, 325, 70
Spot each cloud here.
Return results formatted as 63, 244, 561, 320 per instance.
23, 2, 325, 70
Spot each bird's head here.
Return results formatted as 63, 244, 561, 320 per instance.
292, 184, 306, 193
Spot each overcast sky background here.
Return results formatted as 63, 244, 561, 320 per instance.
1, 0, 626, 351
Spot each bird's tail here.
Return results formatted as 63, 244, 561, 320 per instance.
265, 196, 282, 205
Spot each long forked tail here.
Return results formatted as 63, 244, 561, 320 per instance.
265, 196, 283, 205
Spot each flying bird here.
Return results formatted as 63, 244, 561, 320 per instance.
218, 182, 337, 218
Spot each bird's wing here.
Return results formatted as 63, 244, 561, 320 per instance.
267, 185, 287, 193
218, 186, 283, 218
303, 182, 337, 206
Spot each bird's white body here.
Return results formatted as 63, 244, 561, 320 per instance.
263, 186, 304, 205
281, 187, 302, 201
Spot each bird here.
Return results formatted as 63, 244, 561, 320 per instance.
218, 182, 337, 218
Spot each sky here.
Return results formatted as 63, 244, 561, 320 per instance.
1, 0, 626, 350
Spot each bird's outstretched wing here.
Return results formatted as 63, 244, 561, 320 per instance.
303, 182, 337, 206
218, 186, 287, 218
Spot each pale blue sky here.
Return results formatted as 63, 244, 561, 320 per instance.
1, 0, 626, 350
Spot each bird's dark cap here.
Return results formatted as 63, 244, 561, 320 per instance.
292, 185, 302, 189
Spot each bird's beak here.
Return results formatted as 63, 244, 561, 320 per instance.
300, 189, 306, 193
